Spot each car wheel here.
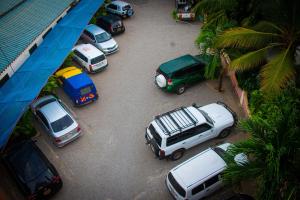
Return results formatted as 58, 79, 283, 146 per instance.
170, 149, 185, 161
176, 85, 185, 95
218, 128, 231, 138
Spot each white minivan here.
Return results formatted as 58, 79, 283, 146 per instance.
73, 44, 108, 73
166, 143, 247, 200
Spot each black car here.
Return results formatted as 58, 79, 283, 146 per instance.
96, 15, 125, 35
3, 140, 63, 200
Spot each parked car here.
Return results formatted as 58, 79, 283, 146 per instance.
31, 95, 81, 147
165, 143, 247, 200
81, 24, 118, 55
96, 15, 125, 35
2, 140, 63, 200
145, 102, 237, 160
73, 44, 108, 72
55, 67, 98, 106
155, 54, 207, 94
105, 1, 134, 18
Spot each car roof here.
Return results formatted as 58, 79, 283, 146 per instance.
171, 148, 226, 188
65, 72, 94, 90
152, 106, 207, 138
85, 24, 105, 35
39, 101, 67, 123
56, 67, 82, 79
74, 44, 104, 59
98, 15, 122, 23
111, 0, 130, 6
159, 54, 202, 76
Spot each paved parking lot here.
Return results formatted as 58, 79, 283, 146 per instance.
12, 0, 246, 199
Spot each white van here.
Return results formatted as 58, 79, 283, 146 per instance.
165, 143, 247, 200
73, 44, 108, 73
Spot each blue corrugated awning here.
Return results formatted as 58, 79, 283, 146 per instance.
0, 0, 104, 148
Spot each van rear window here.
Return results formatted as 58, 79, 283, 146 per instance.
168, 172, 186, 197
149, 124, 162, 147
91, 55, 105, 65
80, 86, 92, 95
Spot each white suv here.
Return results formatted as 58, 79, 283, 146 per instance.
145, 102, 237, 160
166, 143, 247, 200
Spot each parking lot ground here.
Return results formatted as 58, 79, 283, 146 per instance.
0, 0, 248, 200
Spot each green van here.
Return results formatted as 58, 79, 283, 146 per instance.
155, 54, 207, 94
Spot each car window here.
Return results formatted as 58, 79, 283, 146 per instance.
172, 69, 185, 78
74, 50, 88, 63
168, 172, 186, 197
194, 123, 211, 133
80, 86, 92, 95
149, 124, 162, 147
8, 144, 48, 182
50, 115, 74, 133
204, 175, 219, 188
91, 54, 105, 64
95, 32, 111, 43
192, 184, 204, 195
122, 5, 131, 11
36, 111, 50, 129
108, 4, 117, 10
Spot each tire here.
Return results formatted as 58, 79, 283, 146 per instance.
176, 85, 186, 95
170, 149, 185, 161
218, 128, 231, 138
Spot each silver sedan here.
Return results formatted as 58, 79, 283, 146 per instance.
31, 95, 81, 147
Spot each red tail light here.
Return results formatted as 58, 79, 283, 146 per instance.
55, 138, 61, 143
167, 79, 173, 85
89, 65, 93, 72
110, 25, 113, 31
159, 150, 165, 157
77, 126, 81, 132
52, 175, 61, 184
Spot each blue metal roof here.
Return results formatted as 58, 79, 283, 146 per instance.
0, 0, 104, 148
66, 73, 94, 90
0, 0, 74, 72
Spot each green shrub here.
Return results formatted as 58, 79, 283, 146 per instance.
40, 76, 59, 96
236, 68, 260, 92
171, 9, 178, 20
62, 52, 74, 68
13, 110, 37, 139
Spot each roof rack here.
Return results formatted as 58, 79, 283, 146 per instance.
155, 107, 198, 136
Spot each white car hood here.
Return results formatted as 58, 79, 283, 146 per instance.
97, 38, 117, 49
200, 103, 234, 127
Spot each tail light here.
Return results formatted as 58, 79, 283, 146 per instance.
159, 150, 165, 157
52, 175, 61, 184
55, 138, 61, 143
27, 194, 37, 200
110, 25, 113, 31
89, 65, 93, 72
167, 79, 173, 85
77, 126, 81, 132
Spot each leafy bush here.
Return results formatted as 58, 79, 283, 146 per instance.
236, 68, 260, 92
171, 9, 178, 20
13, 110, 37, 138
40, 76, 59, 96
61, 52, 74, 68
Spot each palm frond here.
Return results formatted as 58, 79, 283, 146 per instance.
215, 27, 281, 49
261, 48, 296, 93
252, 21, 284, 34
192, 0, 237, 16
229, 45, 273, 71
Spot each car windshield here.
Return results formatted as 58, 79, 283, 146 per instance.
9, 144, 47, 182
199, 109, 214, 124
122, 5, 131, 11
51, 115, 73, 132
91, 54, 105, 64
80, 86, 92, 95
212, 147, 226, 160
95, 32, 111, 43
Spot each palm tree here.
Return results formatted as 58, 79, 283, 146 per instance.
223, 87, 300, 199
215, 0, 300, 94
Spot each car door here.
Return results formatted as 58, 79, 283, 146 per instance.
36, 110, 51, 134
202, 175, 223, 197
187, 64, 205, 84
184, 124, 213, 149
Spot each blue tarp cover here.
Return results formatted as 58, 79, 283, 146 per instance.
0, 0, 104, 148
66, 73, 94, 90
